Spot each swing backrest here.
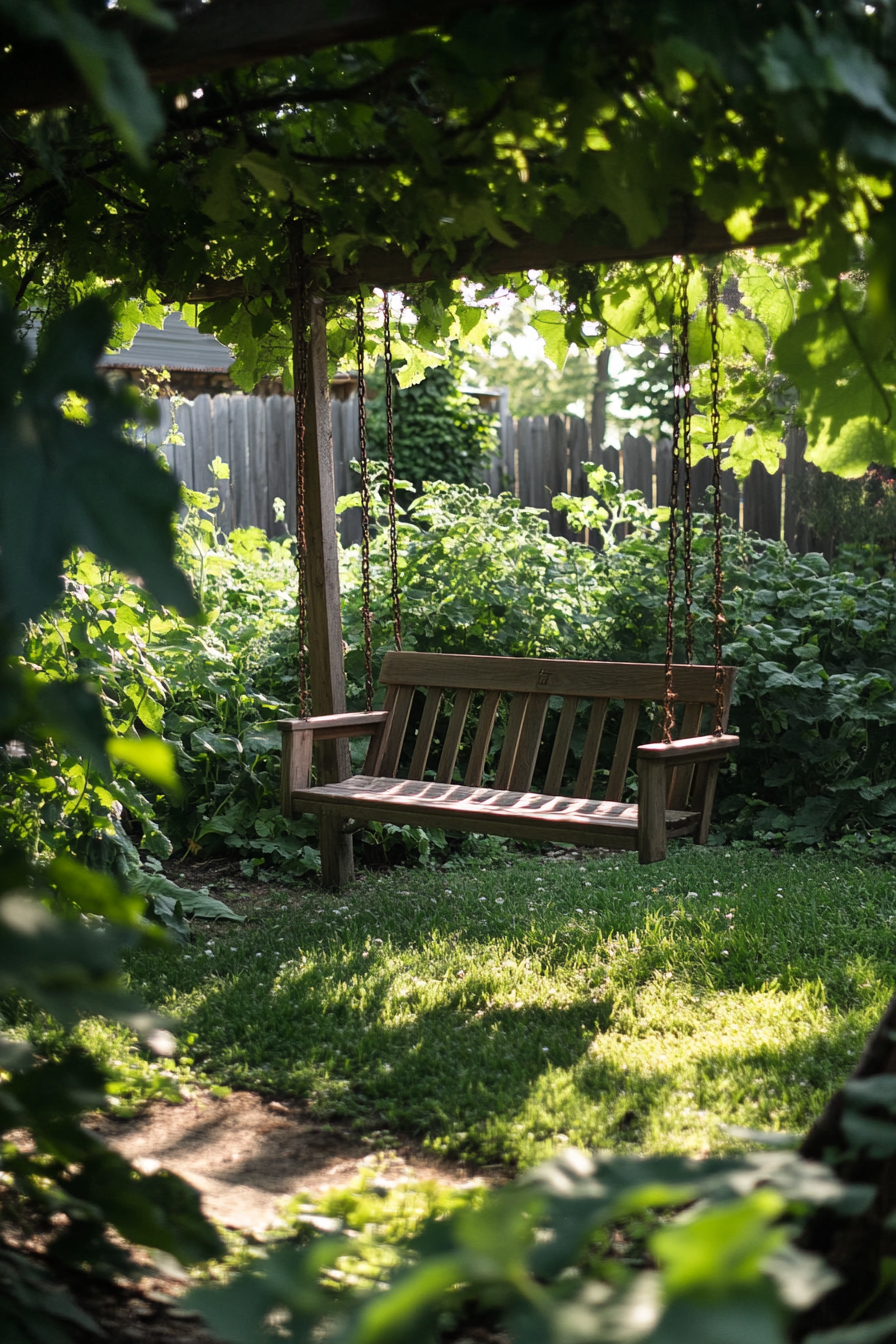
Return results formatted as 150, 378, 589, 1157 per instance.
366, 652, 736, 804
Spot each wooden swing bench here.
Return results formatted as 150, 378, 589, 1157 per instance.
278, 652, 738, 865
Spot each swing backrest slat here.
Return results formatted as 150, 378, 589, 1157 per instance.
373, 652, 736, 806
435, 688, 473, 784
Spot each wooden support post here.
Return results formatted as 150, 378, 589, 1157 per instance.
637, 757, 667, 864
297, 292, 354, 888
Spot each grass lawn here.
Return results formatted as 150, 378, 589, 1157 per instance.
76, 844, 895, 1169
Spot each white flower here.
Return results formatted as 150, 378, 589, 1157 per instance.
495, 898, 504, 905
542, 1046, 549, 1052
575, 908, 583, 914
204, 949, 214, 957
255, 952, 263, 958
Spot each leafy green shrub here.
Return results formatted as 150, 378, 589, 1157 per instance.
187, 1134, 888, 1344
14, 468, 895, 882
796, 466, 896, 555
3, 484, 319, 884
341, 477, 896, 853
365, 360, 498, 492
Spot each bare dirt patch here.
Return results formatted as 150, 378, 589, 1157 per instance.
87, 1090, 490, 1233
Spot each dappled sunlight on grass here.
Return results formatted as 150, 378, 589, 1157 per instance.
103, 844, 894, 1169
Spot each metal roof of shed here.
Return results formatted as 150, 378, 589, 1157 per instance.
100, 311, 234, 372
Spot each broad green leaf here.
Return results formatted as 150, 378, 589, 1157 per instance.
0, 297, 197, 626
106, 735, 180, 793
132, 872, 244, 923
48, 855, 146, 926
651, 1189, 786, 1295
531, 311, 570, 370
740, 265, 797, 343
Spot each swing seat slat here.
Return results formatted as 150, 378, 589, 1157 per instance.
278, 652, 739, 866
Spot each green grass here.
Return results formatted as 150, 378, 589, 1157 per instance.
105, 845, 895, 1167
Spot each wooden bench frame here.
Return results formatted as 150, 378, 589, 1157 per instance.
278, 653, 738, 877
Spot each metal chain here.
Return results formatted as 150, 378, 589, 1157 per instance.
663, 264, 685, 743
382, 293, 402, 650
680, 260, 694, 662
289, 222, 310, 718
708, 269, 726, 734
356, 296, 374, 711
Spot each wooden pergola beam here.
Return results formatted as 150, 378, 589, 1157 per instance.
185, 207, 801, 303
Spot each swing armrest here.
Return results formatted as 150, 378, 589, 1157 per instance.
637, 733, 739, 764
277, 712, 389, 742
277, 713, 390, 814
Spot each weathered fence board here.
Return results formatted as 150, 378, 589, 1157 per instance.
153, 391, 822, 554
743, 459, 782, 540
622, 433, 653, 504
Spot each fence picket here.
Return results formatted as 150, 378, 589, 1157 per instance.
548, 413, 568, 535
229, 394, 250, 529
622, 433, 653, 505
501, 412, 516, 493
743, 458, 783, 540
163, 392, 820, 555
246, 396, 266, 530
266, 394, 288, 535
190, 395, 212, 497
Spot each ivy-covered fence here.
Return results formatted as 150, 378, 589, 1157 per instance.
153, 393, 819, 551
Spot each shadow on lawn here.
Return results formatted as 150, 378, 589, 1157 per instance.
166, 943, 861, 1161
174, 955, 615, 1138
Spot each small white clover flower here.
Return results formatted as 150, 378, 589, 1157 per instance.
495, 898, 504, 905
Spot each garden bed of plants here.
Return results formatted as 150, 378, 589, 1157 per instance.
5, 469, 894, 894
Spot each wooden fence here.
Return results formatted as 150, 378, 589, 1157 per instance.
150, 394, 813, 551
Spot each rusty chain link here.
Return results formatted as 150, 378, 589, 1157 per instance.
289, 221, 310, 718
708, 269, 726, 734
356, 296, 374, 711
382, 293, 402, 650
663, 261, 687, 743
679, 261, 694, 662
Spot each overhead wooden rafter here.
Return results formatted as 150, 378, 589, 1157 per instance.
185, 206, 800, 303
